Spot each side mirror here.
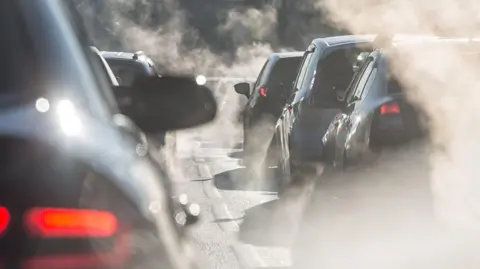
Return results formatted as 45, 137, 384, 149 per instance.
116, 76, 217, 133
234, 82, 250, 97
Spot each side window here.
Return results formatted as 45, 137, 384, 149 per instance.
293, 52, 314, 93
347, 59, 374, 103
361, 67, 377, 99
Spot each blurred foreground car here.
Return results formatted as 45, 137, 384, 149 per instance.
0, 1, 216, 268
101, 50, 176, 150
234, 52, 303, 173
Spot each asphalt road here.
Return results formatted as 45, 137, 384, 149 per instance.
173, 132, 292, 269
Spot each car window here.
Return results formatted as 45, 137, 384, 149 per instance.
267, 57, 302, 93
290, 51, 315, 103
106, 60, 147, 87
293, 52, 313, 93
91, 51, 119, 87
347, 59, 374, 103
360, 67, 377, 99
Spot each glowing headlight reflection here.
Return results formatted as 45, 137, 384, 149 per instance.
35, 98, 50, 113
195, 75, 207, 85
57, 100, 83, 136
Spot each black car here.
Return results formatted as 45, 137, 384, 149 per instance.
0, 1, 216, 268
234, 52, 303, 173
101, 50, 176, 149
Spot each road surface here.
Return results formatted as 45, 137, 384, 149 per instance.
172, 132, 292, 269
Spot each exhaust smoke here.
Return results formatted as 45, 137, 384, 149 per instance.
75, 0, 480, 267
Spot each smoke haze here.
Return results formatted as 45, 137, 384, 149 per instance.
75, 0, 480, 267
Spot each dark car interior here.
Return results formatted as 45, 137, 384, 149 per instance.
264, 57, 303, 116
308, 49, 365, 108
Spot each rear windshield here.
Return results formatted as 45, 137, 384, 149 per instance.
104, 59, 149, 87
267, 57, 302, 87
388, 77, 403, 93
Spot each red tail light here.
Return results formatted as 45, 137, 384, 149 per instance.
259, 87, 267, 97
380, 103, 400, 115
25, 208, 117, 238
0, 207, 10, 235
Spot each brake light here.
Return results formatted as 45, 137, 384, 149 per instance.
0, 207, 10, 235
380, 103, 400, 115
25, 208, 117, 238
259, 87, 267, 97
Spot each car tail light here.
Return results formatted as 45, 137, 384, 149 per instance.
0, 207, 10, 235
24, 208, 117, 238
380, 102, 400, 115
259, 87, 267, 97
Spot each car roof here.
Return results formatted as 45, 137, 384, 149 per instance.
100, 51, 150, 62
270, 51, 304, 59
312, 34, 447, 48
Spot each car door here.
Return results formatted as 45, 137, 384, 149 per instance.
332, 56, 376, 167
276, 46, 316, 164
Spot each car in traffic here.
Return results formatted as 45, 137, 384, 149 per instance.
321, 37, 480, 169
234, 52, 303, 175
273, 34, 441, 186
272, 36, 374, 185
101, 50, 176, 150
0, 1, 216, 268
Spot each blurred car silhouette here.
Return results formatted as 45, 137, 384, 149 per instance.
0, 1, 216, 268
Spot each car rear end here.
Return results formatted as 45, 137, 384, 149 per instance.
370, 71, 427, 148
